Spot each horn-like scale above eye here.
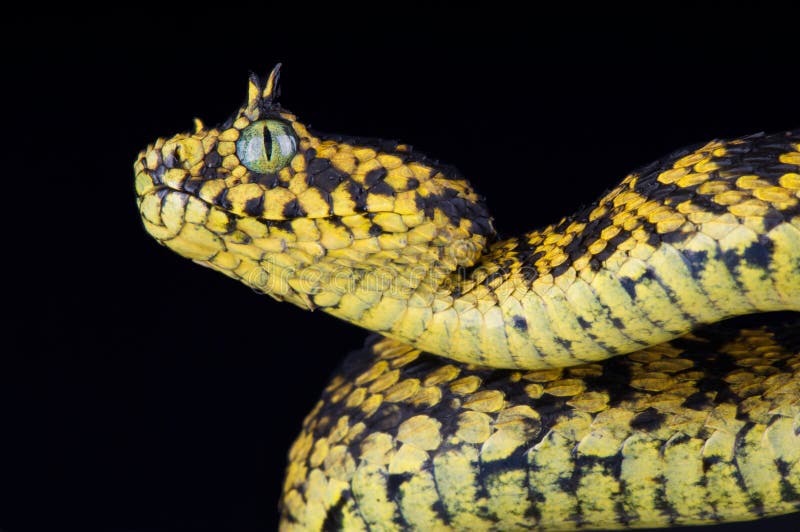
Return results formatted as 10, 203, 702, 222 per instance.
236, 119, 297, 173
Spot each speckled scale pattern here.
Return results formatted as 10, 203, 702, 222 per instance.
439, 131, 800, 368
280, 317, 800, 531
509, 132, 800, 280
133, 66, 800, 530
134, 75, 800, 368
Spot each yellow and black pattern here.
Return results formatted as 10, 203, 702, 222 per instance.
281, 316, 800, 530
134, 66, 492, 338
134, 65, 800, 530
447, 132, 800, 368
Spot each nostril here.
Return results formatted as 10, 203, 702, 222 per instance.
151, 165, 166, 185
162, 143, 181, 168
162, 147, 176, 168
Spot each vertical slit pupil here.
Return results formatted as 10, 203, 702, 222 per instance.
262, 123, 274, 161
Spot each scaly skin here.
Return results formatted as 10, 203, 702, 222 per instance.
279, 321, 800, 530
134, 65, 800, 529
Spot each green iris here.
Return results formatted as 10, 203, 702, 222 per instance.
236, 119, 297, 173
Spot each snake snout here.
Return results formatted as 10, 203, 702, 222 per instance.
134, 134, 208, 200
134, 150, 161, 199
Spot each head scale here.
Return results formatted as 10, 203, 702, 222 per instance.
134, 65, 494, 315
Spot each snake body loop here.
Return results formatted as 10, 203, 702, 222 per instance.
136, 66, 800, 530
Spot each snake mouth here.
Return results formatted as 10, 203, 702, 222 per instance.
136, 182, 234, 263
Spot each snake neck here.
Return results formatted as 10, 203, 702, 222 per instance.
322, 133, 800, 369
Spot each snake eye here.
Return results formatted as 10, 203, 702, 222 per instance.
236, 119, 297, 173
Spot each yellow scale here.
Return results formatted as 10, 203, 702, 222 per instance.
136, 65, 800, 530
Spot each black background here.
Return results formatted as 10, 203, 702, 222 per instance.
4, 8, 799, 532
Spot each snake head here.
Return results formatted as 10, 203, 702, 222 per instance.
134, 65, 493, 312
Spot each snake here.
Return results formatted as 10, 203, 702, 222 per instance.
134, 65, 800, 531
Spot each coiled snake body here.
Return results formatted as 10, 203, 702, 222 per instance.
135, 66, 800, 530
